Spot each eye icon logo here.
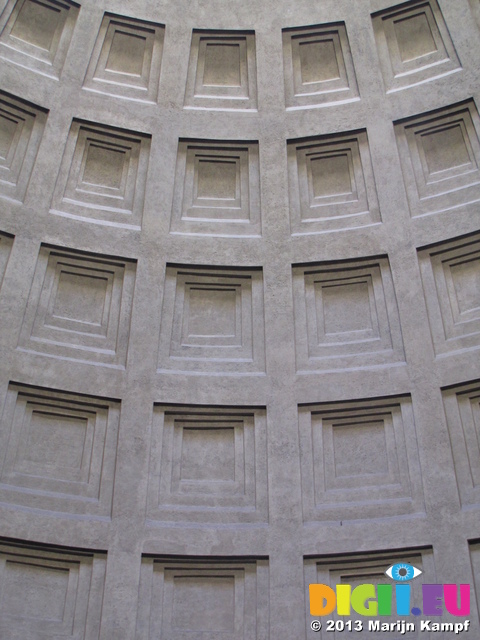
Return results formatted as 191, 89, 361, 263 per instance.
385, 563, 422, 582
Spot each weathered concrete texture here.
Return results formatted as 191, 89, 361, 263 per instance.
0, 0, 479, 638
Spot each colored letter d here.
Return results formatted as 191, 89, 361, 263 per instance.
309, 584, 336, 616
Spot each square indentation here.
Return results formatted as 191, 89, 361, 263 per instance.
450, 259, 480, 315
395, 100, 480, 216
18, 245, 136, 367
11, 0, 62, 51
312, 273, 380, 346
394, 10, 437, 62
282, 23, 358, 109
54, 271, 108, 326
0, 232, 13, 291
158, 266, 265, 374
136, 557, 268, 640
288, 131, 380, 234
4, 561, 69, 622
204, 42, 241, 86
84, 13, 164, 102
171, 140, 260, 236
470, 542, 480, 616
322, 281, 372, 334
147, 406, 267, 524
196, 157, 238, 201
19, 411, 88, 479
443, 381, 480, 508
0, 542, 106, 639
333, 420, 388, 477
184, 30, 257, 110
181, 428, 235, 482
305, 549, 433, 639
418, 231, 480, 355
171, 419, 244, 495
372, 0, 460, 92
186, 287, 238, 340
0, 109, 20, 158
0, 91, 47, 202
310, 153, 353, 200
107, 30, 146, 75
11, 0, 63, 50
173, 576, 235, 632
0, 0, 79, 78
419, 122, 476, 183
50, 119, 150, 228
0, 384, 120, 516
82, 143, 126, 190
293, 258, 404, 371
299, 39, 339, 84
299, 397, 424, 521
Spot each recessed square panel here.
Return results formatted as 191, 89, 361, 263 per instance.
443, 381, 480, 508
420, 123, 474, 180
299, 39, 339, 83
136, 557, 268, 640
170, 419, 244, 496
0, 0, 80, 78
203, 42, 241, 86
418, 231, 480, 355
293, 258, 404, 371
470, 542, 480, 617
82, 143, 126, 190
180, 428, 235, 482
50, 120, 150, 228
321, 281, 372, 334
170, 139, 260, 237
158, 266, 265, 374
394, 10, 437, 62
0, 542, 106, 639
184, 30, 257, 110
83, 13, 164, 102
11, 0, 61, 51
395, 100, 480, 216
333, 421, 388, 477
299, 397, 424, 521
287, 130, 380, 234
0, 384, 120, 516
53, 271, 108, 326
186, 287, 237, 339
147, 406, 268, 524
5, 561, 69, 622
173, 576, 235, 632
106, 29, 146, 75
196, 157, 238, 201
0, 111, 18, 158
0, 232, 14, 294
450, 258, 480, 314
20, 411, 88, 478
311, 272, 380, 347
0, 91, 47, 202
282, 23, 358, 108
310, 153, 353, 199
299, 396, 425, 521
40, 261, 114, 338
18, 245, 136, 367
372, 0, 460, 92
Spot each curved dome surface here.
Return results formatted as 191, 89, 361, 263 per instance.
0, 0, 479, 637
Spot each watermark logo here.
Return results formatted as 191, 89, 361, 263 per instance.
309, 562, 470, 618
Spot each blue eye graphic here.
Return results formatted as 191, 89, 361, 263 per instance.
385, 563, 422, 582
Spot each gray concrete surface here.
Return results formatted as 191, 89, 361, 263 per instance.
0, 0, 479, 638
